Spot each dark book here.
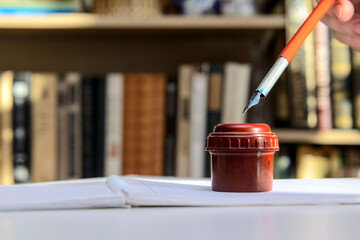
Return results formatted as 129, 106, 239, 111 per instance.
343, 147, 360, 177
81, 75, 106, 178
285, 0, 317, 129
274, 144, 296, 179
205, 64, 223, 177
12, 72, 32, 183
66, 73, 82, 178
95, 75, 106, 177
58, 75, 70, 180
247, 31, 277, 126
352, 50, 360, 128
164, 75, 177, 176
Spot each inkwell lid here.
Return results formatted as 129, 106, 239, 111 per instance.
205, 124, 279, 152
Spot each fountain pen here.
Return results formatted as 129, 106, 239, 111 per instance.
243, 0, 336, 114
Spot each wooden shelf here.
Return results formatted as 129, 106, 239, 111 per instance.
0, 13, 284, 73
0, 13, 284, 30
273, 129, 360, 145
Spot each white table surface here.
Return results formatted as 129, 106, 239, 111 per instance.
0, 205, 360, 240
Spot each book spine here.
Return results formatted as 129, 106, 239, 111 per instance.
104, 73, 124, 176
205, 64, 223, 177
330, 34, 353, 129
314, 21, 332, 130
66, 72, 82, 178
189, 63, 209, 178
150, 73, 166, 176
122, 74, 139, 175
221, 62, 251, 124
175, 64, 192, 177
164, 75, 178, 176
352, 50, 360, 128
0, 71, 14, 185
58, 75, 70, 180
285, 0, 317, 128
95, 75, 106, 177
136, 74, 154, 175
343, 147, 360, 177
81, 76, 96, 178
81, 75, 106, 178
13, 72, 31, 183
31, 73, 59, 182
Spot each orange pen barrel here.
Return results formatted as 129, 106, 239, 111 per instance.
280, 0, 336, 61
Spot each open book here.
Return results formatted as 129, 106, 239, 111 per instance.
1, 175, 360, 211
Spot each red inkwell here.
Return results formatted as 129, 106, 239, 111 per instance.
205, 124, 279, 192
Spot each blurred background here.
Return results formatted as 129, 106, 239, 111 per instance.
0, 0, 358, 185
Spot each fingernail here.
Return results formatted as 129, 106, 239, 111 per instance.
334, 3, 343, 20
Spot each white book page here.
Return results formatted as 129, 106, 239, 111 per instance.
123, 178, 360, 206
0, 181, 126, 211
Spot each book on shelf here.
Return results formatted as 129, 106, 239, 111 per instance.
296, 145, 342, 179
314, 21, 332, 130
175, 64, 192, 177
247, 30, 277, 125
123, 73, 166, 176
205, 64, 223, 177
12, 72, 31, 183
134, 74, 152, 176
164, 75, 178, 176
65, 73, 82, 179
343, 147, 360, 177
58, 74, 70, 180
285, 0, 317, 129
122, 74, 138, 175
352, 50, 360, 129
0, 0, 80, 14
189, 63, 209, 178
104, 73, 124, 177
221, 62, 251, 124
81, 75, 106, 178
330, 33, 353, 129
136, 73, 166, 176
5, 63, 360, 183
0, 71, 14, 185
31, 73, 59, 182
1, 175, 360, 211
93, 0, 162, 17
95, 75, 106, 178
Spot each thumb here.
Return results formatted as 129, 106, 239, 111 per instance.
332, 0, 354, 22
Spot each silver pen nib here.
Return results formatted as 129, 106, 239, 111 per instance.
242, 91, 262, 115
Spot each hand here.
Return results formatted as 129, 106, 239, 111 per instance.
321, 0, 360, 50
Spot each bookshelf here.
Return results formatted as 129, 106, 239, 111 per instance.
1, 12, 358, 181
0, 14, 284, 30
0, 14, 284, 73
274, 129, 360, 145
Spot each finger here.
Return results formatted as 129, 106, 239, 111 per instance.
333, 31, 360, 51
325, 0, 354, 22
322, 13, 356, 35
